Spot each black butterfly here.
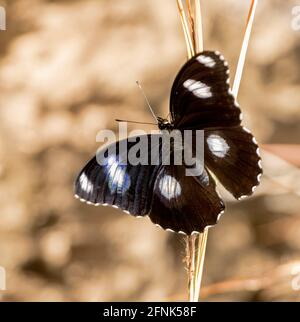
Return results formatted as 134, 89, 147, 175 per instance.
75, 51, 262, 235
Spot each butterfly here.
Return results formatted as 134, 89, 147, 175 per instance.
74, 51, 262, 235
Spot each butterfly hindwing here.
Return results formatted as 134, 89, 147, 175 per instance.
204, 126, 262, 199
149, 164, 225, 234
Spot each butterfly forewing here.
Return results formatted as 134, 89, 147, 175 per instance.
75, 135, 162, 216
170, 51, 241, 129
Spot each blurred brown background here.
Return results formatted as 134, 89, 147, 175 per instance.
0, 0, 299, 302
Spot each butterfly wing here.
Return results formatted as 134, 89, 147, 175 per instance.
75, 135, 162, 216
75, 133, 224, 234
149, 164, 225, 235
170, 51, 241, 129
204, 126, 262, 199
170, 51, 262, 200
75, 51, 260, 234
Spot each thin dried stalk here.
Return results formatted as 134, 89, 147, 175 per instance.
177, 0, 195, 58
185, 235, 196, 302
167, 260, 300, 301
196, 1, 258, 302
233, 0, 258, 97
185, 237, 191, 300
191, 0, 207, 303
178, 0, 259, 303
193, 228, 208, 301
178, 0, 205, 302
188, 235, 196, 302
186, 0, 196, 49
177, 1, 197, 302
194, 0, 204, 53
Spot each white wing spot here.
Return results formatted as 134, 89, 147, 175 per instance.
79, 173, 94, 194
207, 134, 230, 158
106, 156, 131, 194
242, 127, 251, 134
158, 175, 182, 200
183, 79, 212, 99
196, 55, 216, 68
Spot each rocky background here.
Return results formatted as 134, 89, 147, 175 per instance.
0, 0, 299, 301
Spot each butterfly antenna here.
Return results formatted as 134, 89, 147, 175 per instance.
136, 81, 158, 124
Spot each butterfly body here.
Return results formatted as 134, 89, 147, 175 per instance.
75, 51, 262, 235
157, 117, 174, 131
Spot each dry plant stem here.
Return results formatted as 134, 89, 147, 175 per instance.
167, 260, 300, 301
186, 0, 196, 49
194, 0, 257, 302
185, 237, 191, 300
192, 0, 207, 303
178, 0, 258, 303
185, 236, 194, 302
178, 0, 205, 303
188, 235, 196, 302
194, 0, 204, 53
177, 1, 196, 302
177, 0, 195, 58
193, 228, 208, 301
233, 0, 258, 97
